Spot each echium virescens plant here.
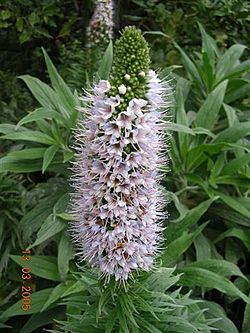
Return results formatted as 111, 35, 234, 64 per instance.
71, 26, 170, 282
86, 0, 114, 49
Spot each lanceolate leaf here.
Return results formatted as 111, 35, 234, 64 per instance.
7, 148, 47, 160
0, 123, 28, 134
184, 259, 247, 280
20, 307, 65, 333
198, 22, 219, 67
42, 47, 79, 126
215, 44, 246, 83
166, 198, 214, 241
1, 130, 56, 145
17, 107, 68, 128
222, 155, 250, 175
242, 293, 250, 333
28, 214, 65, 249
97, 41, 113, 80
215, 228, 250, 251
215, 191, 250, 218
41, 281, 75, 311
42, 145, 59, 173
58, 232, 74, 280
213, 122, 250, 143
174, 42, 203, 89
0, 156, 43, 173
19, 75, 58, 109
200, 301, 239, 333
161, 222, 208, 266
10, 255, 61, 281
195, 80, 228, 130
0, 288, 54, 320
178, 267, 249, 303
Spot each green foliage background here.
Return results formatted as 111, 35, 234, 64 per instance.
0, 0, 250, 332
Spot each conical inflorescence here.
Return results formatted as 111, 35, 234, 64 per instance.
71, 26, 170, 282
86, 0, 114, 49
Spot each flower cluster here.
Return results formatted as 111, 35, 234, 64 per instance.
86, 0, 114, 49
71, 27, 170, 282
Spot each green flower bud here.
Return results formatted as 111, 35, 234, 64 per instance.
109, 26, 150, 111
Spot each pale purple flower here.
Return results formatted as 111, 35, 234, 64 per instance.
71, 69, 169, 282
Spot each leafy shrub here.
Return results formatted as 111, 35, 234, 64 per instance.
163, 24, 250, 329
0, 24, 249, 332
122, 0, 250, 67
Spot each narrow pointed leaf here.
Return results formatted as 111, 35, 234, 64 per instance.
195, 80, 228, 130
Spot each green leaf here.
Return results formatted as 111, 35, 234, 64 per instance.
174, 42, 203, 89
97, 41, 113, 80
28, 214, 65, 249
198, 22, 219, 67
200, 301, 239, 333
199, 51, 215, 91
56, 213, 73, 221
175, 77, 190, 156
105, 309, 117, 333
136, 317, 163, 333
0, 288, 54, 320
19, 75, 59, 110
161, 222, 208, 266
166, 198, 214, 241
20, 307, 65, 333
61, 280, 86, 298
242, 293, 250, 333
0, 156, 43, 173
10, 255, 61, 281
166, 123, 195, 135
227, 59, 250, 78
17, 107, 68, 128
215, 44, 246, 83
41, 281, 74, 312
20, 30, 32, 44
225, 81, 250, 103
222, 155, 250, 175
1, 130, 56, 145
212, 175, 250, 187
19, 192, 63, 241
144, 267, 178, 292
195, 80, 228, 130
186, 143, 226, 171
215, 191, 250, 218
215, 228, 250, 252
42, 48, 78, 119
185, 259, 247, 280
223, 104, 237, 127
178, 267, 249, 303
42, 145, 59, 173
8, 148, 47, 160
143, 30, 169, 38
53, 193, 70, 214
192, 127, 215, 138
0, 123, 28, 134
58, 232, 74, 280
119, 293, 138, 328
194, 233, 211, 261
210, 206, 250, 227
63, 150, 74, 163
213, 122, 250, 143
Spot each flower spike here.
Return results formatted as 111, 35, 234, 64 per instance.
71, 26, 171, 282
86, 0, 114, 49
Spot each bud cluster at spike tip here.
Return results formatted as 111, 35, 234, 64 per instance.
86, 0, 114, 49
70, 26, 171, 282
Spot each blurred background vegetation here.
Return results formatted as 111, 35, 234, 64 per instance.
1, 0, 249, 122
0, 1, 250, 332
